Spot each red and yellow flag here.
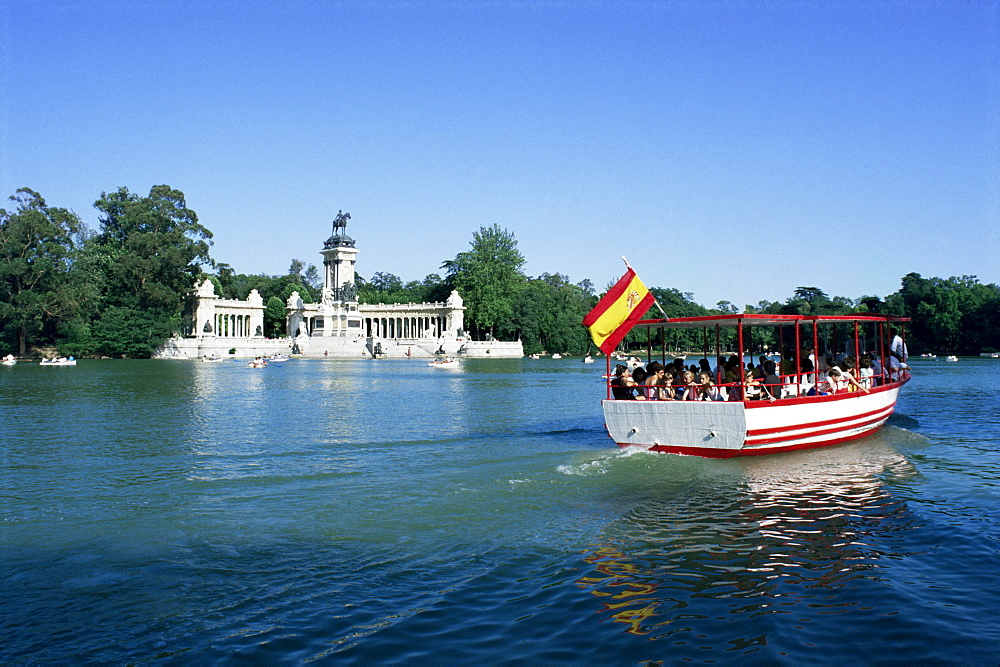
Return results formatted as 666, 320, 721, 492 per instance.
583, 269, 656, 355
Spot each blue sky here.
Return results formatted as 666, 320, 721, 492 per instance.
3, 0, 997, 309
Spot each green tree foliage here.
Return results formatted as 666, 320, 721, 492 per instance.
447, 224, 526, 337
90, 185, 212, 357
357, 272, 451, 305
505, 274, 592, 355
0, 188, 82, 355
264, 296, 286, 337
895, 273, 1000, 354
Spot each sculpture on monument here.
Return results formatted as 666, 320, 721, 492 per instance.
333, 210, 350, 236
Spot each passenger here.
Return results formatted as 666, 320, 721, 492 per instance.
798, 358, 816, 393
867, 353, 884, 384
890, 327, 909, 363
658, 373, 677, 400
678, 370, 698, 400
762, 360, 781, 396
753, 356, 767, 379
643, 362, 665, 400
723, 358, 741, 385
824, 355, 840, 372
841, 357, 860, 391
887, 354, 909, 382
610, 365, 634, 400
696, 371, 724, 401
858, 356, 874, 389
714, 356, 726, 382
631, 367, 648, 400
780, 350, 796, 376
817, 367, 869, 394
816, 355, 832, 373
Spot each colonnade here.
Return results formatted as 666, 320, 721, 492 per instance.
365, 315, 448, 339
216, 313, 252, 337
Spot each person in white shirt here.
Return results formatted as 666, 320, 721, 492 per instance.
887, 355, 909, 382
890, 328, 908, 363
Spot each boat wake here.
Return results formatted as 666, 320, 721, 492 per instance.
556, 445, 657, 477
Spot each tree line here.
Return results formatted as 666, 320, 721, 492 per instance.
2, 185, 998, 357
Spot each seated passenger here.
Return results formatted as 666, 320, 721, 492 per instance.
762, 360, 781, 396
631, 367, 648, 400
887, 354, 909, 382
643, 362, 665, 400
678, 370, 698, 400
723, 359, 741, 385
858, 356, 874, 389
696, 371, 725, 401
815, 367, 870, 395
658, 376, 677, 401
780, 350, 796, 376
795, 358, 816, 394
744, 373, 774, 401
610, 365, 634, 400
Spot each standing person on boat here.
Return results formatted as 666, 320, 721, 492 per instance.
890, 328, 909, 363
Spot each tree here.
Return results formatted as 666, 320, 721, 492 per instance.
0, 188, 82, 355
507, 273, 592, 354
447, 224, 526, 338
264, 296, 286, 337
90, 185, 213, 357
303, 264, 321, 290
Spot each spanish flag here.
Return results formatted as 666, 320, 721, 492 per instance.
583, 268, 656, 355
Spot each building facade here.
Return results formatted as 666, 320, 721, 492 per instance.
159, 214, 522, 359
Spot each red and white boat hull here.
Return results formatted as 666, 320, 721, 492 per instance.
603, 382, 905, 458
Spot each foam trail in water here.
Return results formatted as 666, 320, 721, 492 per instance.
557, 445, 655, 476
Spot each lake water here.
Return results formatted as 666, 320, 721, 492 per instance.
2, 356, 998, 664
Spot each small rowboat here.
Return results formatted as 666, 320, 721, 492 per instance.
429, 358, 460, 368
1, 354, 15, 365
40, 357, 76, 366
600, 313, 910, 458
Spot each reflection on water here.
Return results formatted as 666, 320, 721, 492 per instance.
3, 357, 998, 663
578, 436, 920, 643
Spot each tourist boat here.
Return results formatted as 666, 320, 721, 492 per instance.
600, 313, 910, 458
428, 357, 460, 368
40, 357, 76, 366
946, 355, 958, 362
551, 353, 562, 359
1, 354, 15, 365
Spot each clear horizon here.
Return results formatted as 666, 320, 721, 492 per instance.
3, 0, 997, 309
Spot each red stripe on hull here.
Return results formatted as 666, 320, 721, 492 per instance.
746, 403, 896, 438
624, 421, 888, 458
745, 409, 894, 447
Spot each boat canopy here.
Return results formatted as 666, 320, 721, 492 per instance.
633, 313, 909, 330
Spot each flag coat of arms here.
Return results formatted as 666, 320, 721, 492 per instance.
583, 268, 656, 355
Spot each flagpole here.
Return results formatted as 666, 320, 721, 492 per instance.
622, 256, 668, 320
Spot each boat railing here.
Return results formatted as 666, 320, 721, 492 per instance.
614, 369, 909, 402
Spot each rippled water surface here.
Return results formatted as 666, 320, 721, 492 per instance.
2, 357, 998, 663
